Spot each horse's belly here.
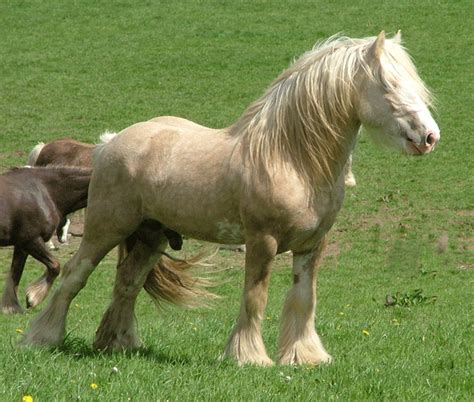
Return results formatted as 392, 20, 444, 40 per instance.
214, 218, 245, 244
145, 195, 244, 245
165, 216, 245, 245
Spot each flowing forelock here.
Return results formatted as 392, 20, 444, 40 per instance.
375, 40, 434, 110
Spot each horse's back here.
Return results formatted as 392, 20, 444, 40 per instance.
97, 119, 233, 173
35, 138, 94, 168
148, 115, 222, 134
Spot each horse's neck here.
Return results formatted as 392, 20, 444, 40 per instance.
235, 104, 361, 190
231, 55, 365, 189
44, 171, 90, 215
326, 119, 361, 179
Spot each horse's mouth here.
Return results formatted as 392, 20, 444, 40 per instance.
404, 135, 425, 155
404, 134, 434, 156
403, 129, 439, 155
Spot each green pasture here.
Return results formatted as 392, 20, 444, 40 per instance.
0, 0, 472, 400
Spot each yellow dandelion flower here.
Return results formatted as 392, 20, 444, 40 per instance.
362, 329, 370, 336
16, 328, 24, 334
22, 395, 33, 402
90, 383, 98, 390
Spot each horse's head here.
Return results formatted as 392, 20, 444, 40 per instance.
357, 31, 440, 155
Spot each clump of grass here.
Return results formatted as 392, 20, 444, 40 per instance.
384, 289, 437, 307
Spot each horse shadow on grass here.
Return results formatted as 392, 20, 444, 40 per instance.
36, 335, 227, 367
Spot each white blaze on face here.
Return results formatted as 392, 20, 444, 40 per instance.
399, 81, 439, 140
382, 58, 440, 144
411, 98, 440, 140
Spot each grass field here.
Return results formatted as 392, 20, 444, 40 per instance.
0, 0, 473, 400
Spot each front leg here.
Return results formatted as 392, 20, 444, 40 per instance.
344, 153, 356, 187
278, 237, 332, 365
223, 234, 277, 366
1, 247, 28, 314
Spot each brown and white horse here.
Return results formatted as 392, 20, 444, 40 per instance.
24, 32, 439, 365
0, 166, 92, 313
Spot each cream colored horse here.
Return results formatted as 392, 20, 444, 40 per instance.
24, 32, 440, 366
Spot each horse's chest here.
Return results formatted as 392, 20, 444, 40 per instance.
284, 188, 344, 253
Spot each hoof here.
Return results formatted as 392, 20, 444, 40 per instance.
221, 351, 274, 367
1, 303, 25, 315
344, 175, 357, 187
279, 347, 332, 366
93, 335, 141, 352
25, 279, 52, 309
223, 329, 274, 366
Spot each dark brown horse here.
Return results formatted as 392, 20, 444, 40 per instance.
0, 166, 92, 313
27, 135, 114, 247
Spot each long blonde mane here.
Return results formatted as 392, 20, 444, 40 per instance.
231, 35, 433, 187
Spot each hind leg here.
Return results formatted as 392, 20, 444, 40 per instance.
23, 201, 141, 347
224, 234, 277, 366
94, 225, 167, 351
23, 237, 61, 309
1, 247, 28, 314
278, 237, 332, 365
22, 239, 118, 346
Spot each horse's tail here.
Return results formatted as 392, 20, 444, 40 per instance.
27, 142, 45, 166
97, 130, 117, 145
117, 242, 218, 309
144, 254, 218, 308
92, 131, 117, 166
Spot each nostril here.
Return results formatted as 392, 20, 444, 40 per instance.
425, 132, 439, 146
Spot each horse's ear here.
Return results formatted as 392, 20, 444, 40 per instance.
393, 30, 402, 44
367, 31, 385, 62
